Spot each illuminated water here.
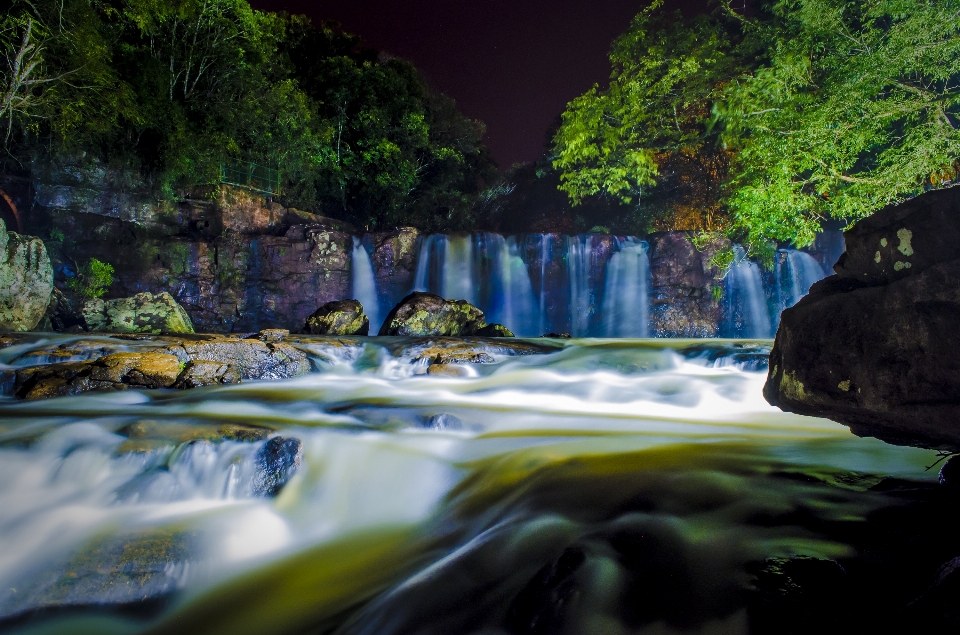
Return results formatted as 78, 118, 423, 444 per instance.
0, 337, 946, 634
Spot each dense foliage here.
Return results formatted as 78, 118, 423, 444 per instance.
0, 0, 495, 231
554, 0, 960, 248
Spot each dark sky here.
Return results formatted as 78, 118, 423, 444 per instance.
249, 0, 709, 168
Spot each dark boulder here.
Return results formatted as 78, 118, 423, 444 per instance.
379, 292, 486, 336
764, 186, 960, 450
253, 437, 303, 496
304, 299, 369, 335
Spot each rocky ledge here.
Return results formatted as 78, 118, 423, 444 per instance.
764, 186, 960, 450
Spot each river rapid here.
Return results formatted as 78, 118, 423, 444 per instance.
0, 337, 953, 634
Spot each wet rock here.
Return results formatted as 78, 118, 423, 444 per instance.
426, 364, 470, 377
90, 352, 182, 387
172, 360, 242, 388
540, 333, 571, 339
304, 299, 369, 335
475, 323, 515, 337
379, 292, 487, 336
939, 455, 960, 487
257, 328, 289, 343
12, 338, 131, 365
118, 420, 269, 444
0, 219, 54, 331
83, 291, 195, 334
906, 556, 960, 627
747, 557, 851, 634
505, 547, 587, 635
396, 337, 558, 364
157, 337, 309, 380
764, 186, 960, 450
0, 529, 196, 622
253, 437, 303, 496
10, 352, 182, 400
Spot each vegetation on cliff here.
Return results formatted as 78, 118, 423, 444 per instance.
0, 0, 495, 231
553, 0, 960, 248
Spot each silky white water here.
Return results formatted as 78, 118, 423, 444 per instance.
0, 336, 941, 635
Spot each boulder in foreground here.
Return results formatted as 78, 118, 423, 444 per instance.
764, 186, 960, 450
0, 219, 53, 332
304, 299, 369, 335
379, 292, 487, 336
83, 291, 194, 334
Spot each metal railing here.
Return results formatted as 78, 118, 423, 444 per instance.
219, 159, 281, 196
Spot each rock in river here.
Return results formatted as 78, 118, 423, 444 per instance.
304, 299, 369, 335
0, 219, 53, 332
379, 292, 487, 336
764, 186, 960, 450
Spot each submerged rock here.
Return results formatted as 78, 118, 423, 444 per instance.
747, 557, 851, 634
83, 291, 195, 334
379, 292, 486, 336
0, 219, 54, 332
304, 299, 369, 335
172, 360, 242, 388
253, 436, 303, 496
764, 186, 960, 450
0, 529, 196, 622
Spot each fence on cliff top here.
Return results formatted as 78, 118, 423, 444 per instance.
219, 159, 280, 196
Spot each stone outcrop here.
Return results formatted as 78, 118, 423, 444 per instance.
83, 291, 195, 334
0, 219, 53, 331
647, 232, 727, 338
764, 186, 960, 450
5, 331, 309, 400
304, 299, 369, 335
371, 227, 420, 310
379, 292, 487, 336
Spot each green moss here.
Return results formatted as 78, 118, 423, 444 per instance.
67, 258, 114, 300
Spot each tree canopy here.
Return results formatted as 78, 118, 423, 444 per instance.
1, 0, 495, 231
553, 0, 960, 248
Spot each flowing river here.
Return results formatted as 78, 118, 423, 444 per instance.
0, 336, 952, 634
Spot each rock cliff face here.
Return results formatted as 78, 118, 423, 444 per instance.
764, 186, 960, 450
648, 232, 728, 338
0, 219, 53, 331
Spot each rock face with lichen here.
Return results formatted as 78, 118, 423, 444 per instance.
764, 186, 960, 450
304, 299, 369, 335
83, 291, 195, 334
647, 232, 727, 338
379, 292, 487, 336
0, 219, 53, 331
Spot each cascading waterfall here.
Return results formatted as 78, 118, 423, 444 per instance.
566, 235, 593, 337
406, 232, 830, 338
600, 237, 650, 337
351, 237, 381, 333
775, 249, 826, 317
486, 235, 538, 336
725, 246, 772, 338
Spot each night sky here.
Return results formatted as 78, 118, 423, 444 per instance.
249, 0, 710, 169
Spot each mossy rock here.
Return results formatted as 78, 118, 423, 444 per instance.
475, 323, 515, 337
0, 219, 54, 332
304, 299, 369, 335
379, 292, 486, 336
83, 292, 194, 334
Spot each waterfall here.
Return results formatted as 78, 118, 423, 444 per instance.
441, 235, 476, 304
600, 238, 650, 337
538, 234, 554, 335
566, 235, 592, 337
351, 237, 381, 333
775, 249, 825, 316
725, 246, 772, 338
488, 236, 538, 336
